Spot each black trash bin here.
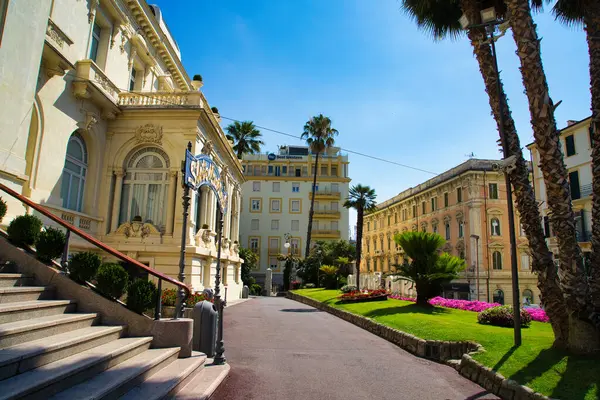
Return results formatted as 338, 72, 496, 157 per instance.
193, 300, 217, 357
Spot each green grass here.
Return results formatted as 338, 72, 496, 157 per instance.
295, 289, 600, 400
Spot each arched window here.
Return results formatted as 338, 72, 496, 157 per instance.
61, 133, 87, 212
493, 289, 504, 305
445, 223, 451, 240
492, 251, 503, 270
458, 221, 464, 238
523, 289, 534, 305
459, 250, 465, 260
119, 147, 170, 230
491, 218, 501, 236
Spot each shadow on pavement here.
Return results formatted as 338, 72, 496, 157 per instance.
363, 304, 451, 318
279, 308, 323, 313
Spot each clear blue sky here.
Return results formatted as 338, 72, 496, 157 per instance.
152, 0, 590, 236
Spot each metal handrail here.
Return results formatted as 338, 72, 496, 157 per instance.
0, 183, 191, 318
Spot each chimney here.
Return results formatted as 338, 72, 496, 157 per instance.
567, 120, 578, 126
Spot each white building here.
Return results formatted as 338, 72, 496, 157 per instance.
0, 0, 245, 298
239, 145, 351, 285
527, 116, 593, 259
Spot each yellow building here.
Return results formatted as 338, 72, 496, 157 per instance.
240, 145, 350, 285
362, 159, 539, 306
0, 0, 245, 297
527, 116, 593, 261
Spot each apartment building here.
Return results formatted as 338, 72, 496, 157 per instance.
0, 0, 245, 297
239, 145, 350, 284
362, 159, 538, 306
527, 116, 593, 261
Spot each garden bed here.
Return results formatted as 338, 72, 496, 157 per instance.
338, 289, 388, 303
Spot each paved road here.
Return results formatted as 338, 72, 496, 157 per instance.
213, 297, 498, 400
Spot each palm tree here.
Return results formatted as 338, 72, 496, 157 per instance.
225, 121, 264, 159
393, 231, 465, 306
301, 115, 338, 258
534, 0, 600, 335
343, 184, 377, 290
401, 0, 569, 347
504, 0, 595, 350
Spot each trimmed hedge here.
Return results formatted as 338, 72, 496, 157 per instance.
36, 227, 66, 262
96, 263, 129, 299
7, 214, 43, 247
127, 279, 157, 314
477, 305, 532, 328
0, 197, 7, 222
69, 251, 102, 283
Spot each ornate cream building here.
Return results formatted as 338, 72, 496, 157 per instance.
0, 0, 245, 297
240, 145, 350, 285
527, 116, 593, 263
362, 159, 539, 306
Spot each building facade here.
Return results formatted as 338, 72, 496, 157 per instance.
527, 116, 593, 260
239, 145, 350, 284
0, 0, 245, 297
361, 159, 539, 306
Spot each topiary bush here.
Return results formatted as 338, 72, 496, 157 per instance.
7, 214, 43, 247
69, 251, 102, 283
193, 74, 203, 82
0, 197, 7, 223
96, 263, 129, 299
35, 227, 66, 263
127, 279, 157, 314
477, 305, 532, 328
340, 285, 358, 294
211, 106, 219, 114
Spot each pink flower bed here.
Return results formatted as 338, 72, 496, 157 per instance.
389, 294, 549, 322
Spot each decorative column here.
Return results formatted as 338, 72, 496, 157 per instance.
166, 169, 178, 235
200, 186, 209, 227
225, 182, 233, 238
111, 168, 125, 231
209, 192, 217, 231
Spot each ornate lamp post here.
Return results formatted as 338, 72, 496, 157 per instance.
460, 8, 521, 346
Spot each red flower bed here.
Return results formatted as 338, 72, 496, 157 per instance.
339, 289, 388, 303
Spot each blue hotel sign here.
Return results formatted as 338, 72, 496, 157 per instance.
184, 149, 228, 213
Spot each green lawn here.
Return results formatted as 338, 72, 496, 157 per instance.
294, 289, 600, 400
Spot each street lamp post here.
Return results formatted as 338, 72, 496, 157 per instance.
284, 233, 291, 291
471, 234, 480, 301
460, 8, 521, 346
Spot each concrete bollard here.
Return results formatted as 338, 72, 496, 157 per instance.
242, 285, 249, 299
265, 268, 272, 296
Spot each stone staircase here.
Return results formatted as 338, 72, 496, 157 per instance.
0, 261, 228, 399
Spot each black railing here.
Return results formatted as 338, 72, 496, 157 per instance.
0, 183, 191, 320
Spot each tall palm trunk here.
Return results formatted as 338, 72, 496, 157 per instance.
305, 151, 320, 258
460, 0, 569, 346
587, 2, 600, 328
356, 207, 363, 290
506, 0, 596, 351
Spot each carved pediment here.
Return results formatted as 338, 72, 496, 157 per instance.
115, 221, 160, 238
456, 239, 465, 251
443, 215, 451, 224
135, 124, 163, 144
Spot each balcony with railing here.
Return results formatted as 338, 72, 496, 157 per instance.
581, 183, 593, 198
313, 209, 341, 219
118, 91, 203, 108
311, 229, 341, 238
309, 189, 341, 200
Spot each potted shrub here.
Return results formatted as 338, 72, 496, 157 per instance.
202, 224, 209, 230
69, 251, 102, 283
211, 106, 219, 114
36, 227, 66, 263
191, 74, 203, 90
7, 214, 43, 247
127, 279, 158, 314
96, 263, 129, 299
0, 197, 7, 224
